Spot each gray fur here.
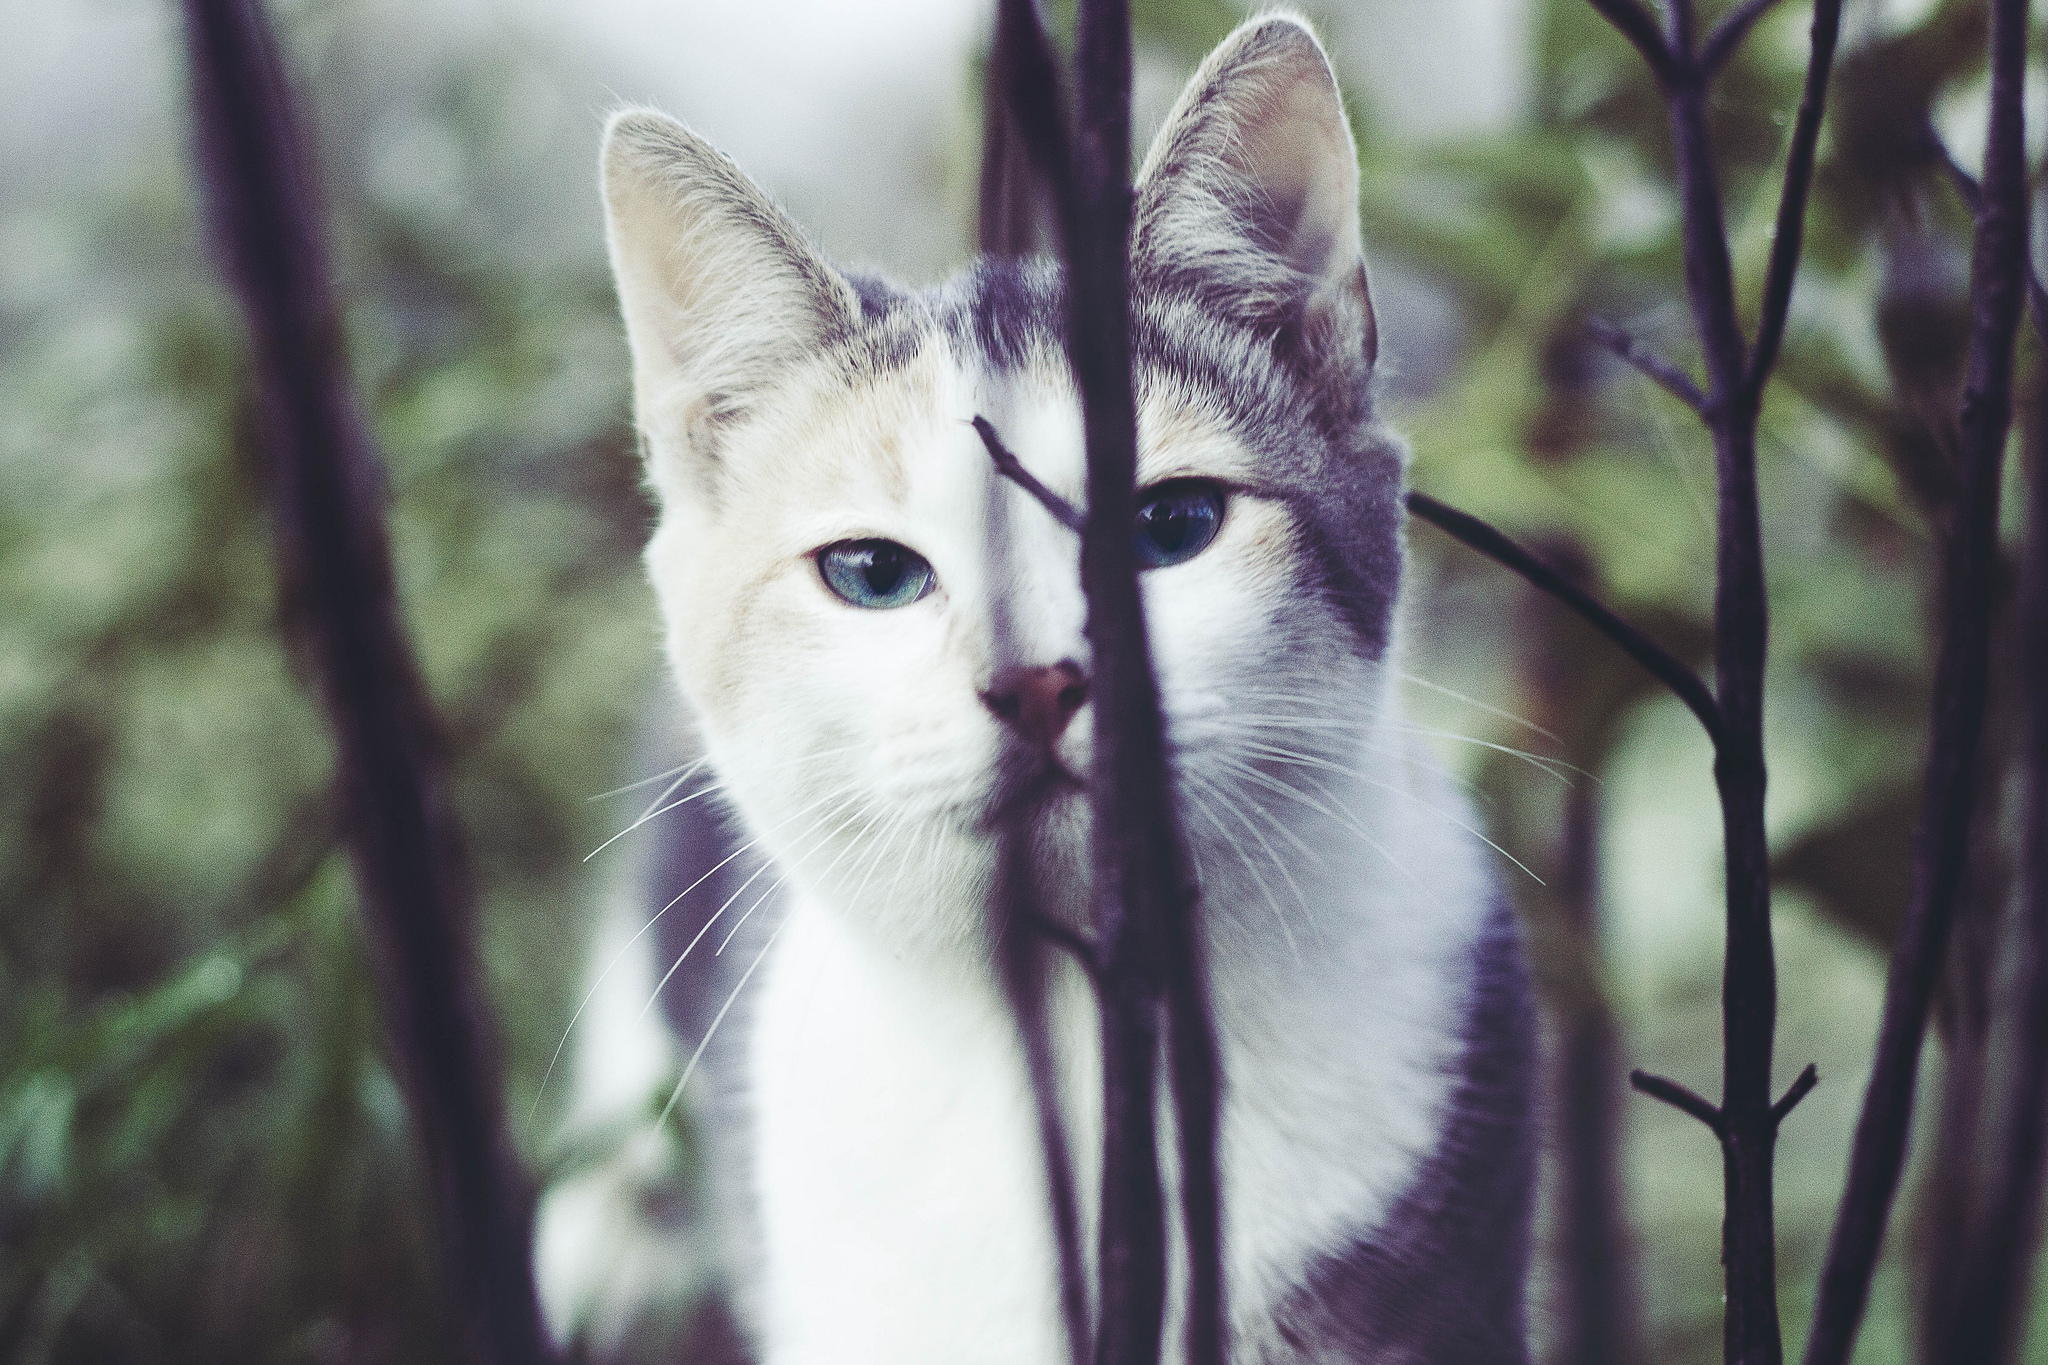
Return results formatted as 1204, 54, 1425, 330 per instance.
1252, 902, 1536, 1364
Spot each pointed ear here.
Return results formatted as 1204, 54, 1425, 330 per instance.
1133, 17, 1376, 369
601, 109, 858, 493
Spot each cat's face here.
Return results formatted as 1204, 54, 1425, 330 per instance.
604, 17, 1405, 955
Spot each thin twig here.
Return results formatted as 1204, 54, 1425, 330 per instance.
1631, 1069, 1726, 1136
1771, 1063, 1819, 1128
1586, 0, 1680, 85
1701, 0, 1791, 75
1406, 492, 1726, 750
1745, 0, 1844, 390
178, 3, 551, 1363
974, 416, 1086, 530
1924, 125, 2048, 341
1800, 1, 2031, 1361
997, 837, 1096, 1365
1587, 317, 1709, 412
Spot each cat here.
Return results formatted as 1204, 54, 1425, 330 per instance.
556, 13, 1534, 1363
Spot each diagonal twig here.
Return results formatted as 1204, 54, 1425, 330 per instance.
1771, 1063, 1819, 1128
1586, 0, 1681, 84
974, 417, 1086, 530
1588, 317, 1709, 412
1925, 125, 2048, 340
1587, 0, 1846, 1358
1701, 0, 1791, 76
1631, 1069, 1726, 1136
1406, 492, 1727, 750
1746, 0, 1844, 391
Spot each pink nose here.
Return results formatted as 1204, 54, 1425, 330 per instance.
983, 661, 1088, 749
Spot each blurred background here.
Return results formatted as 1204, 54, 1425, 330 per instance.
4, 0, 2045, 1360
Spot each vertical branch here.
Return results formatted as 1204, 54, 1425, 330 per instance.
980, 25, 1091, 1362
1800, 0, 2030, 1359
177, 4, 551, 1364
1067, 3, 1180, 1358
1579, 2, 1842, 1361
1927, 373, 2048, 1365
993, 2, 1225, 1361
980, 11, 1046, 258
996, 841, 1097, 1364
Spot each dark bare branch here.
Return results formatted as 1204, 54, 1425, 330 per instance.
1631, 1069, 1726, 1136
1925, 125, 2048, 340
997, 838, 1096, 1365
1926, 371, 2048, 1365
178, 2, 551, 1362
1745, 0, 1844, 393
1406, 492, 1726, 750
1587, 317, 1709, 412
1801, 2, 2032, 1361
1593, 0, 1851, 1354
995, 1, 1226, 1361
1771, 1064, 1819, 1128
1701, 0, 1790, 75
974, 416, 1086, 531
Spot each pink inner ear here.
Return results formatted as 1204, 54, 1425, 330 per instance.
1230, 80, 1359, 283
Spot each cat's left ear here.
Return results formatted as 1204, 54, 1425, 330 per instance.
1134, 16, 1375, 370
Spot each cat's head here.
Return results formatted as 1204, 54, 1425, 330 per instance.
602, 15, 1406, 955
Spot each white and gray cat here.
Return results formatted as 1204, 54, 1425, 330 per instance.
542, 14, 1533, 1364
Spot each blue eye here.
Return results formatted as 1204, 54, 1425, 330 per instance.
1135, 480, 1225, 568
817, 539, 936, 609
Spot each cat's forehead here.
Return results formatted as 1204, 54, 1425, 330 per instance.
782, 258, 1307, 500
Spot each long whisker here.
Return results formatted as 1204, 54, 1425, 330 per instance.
527, 786, 848, 1120
1393, 669, 1563, 745
631, 753, 717, 823
653, 913, 790, 1132
1392, 724, 1590, 785
1233, 740, 1547, 888
582, 782, 726, 864
1183, 773, 1305, 962
1203, 753, 1437, 904
636, 795, 865, 1021
587, 757, 703, 803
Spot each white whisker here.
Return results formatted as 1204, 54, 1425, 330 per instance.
1394, 669, 1562, 745
653, 913, 790, 1133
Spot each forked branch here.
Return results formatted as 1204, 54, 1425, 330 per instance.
1578, 1, 1846, 1362
1587, 317, 1710, 412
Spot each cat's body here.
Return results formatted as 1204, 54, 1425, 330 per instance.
554, 15, 1535, 1363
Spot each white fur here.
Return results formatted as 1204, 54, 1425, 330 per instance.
575, 15, 1505, 1361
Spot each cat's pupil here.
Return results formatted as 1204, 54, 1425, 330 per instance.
1135, 481, 1225, 568
862, 545, 904, 594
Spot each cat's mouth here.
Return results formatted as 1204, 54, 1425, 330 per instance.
985, 751, 1086, 828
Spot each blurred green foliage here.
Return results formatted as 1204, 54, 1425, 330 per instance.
3, 0, 2045, 1362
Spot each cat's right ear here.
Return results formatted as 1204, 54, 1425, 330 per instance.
601, 110, 857, 497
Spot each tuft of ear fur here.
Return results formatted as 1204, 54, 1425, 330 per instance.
601, 109, 858, 496
1134, 15, 1376, 369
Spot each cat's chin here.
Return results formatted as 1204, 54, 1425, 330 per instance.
982, 747, 1087, 830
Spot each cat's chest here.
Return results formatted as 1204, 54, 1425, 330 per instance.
743, 876, 1473, 1365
